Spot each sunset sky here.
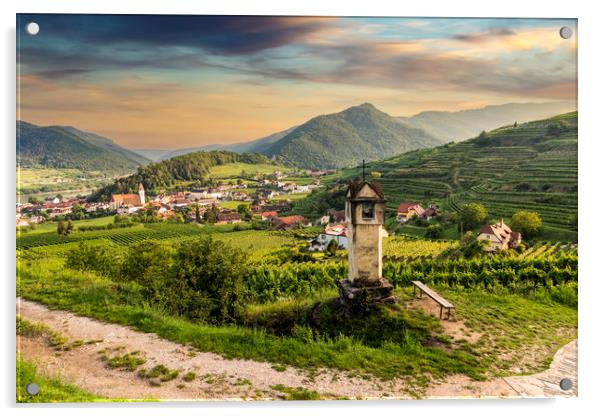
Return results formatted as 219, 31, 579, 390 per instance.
17, 15, 577, 149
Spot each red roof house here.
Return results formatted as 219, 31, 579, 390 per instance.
396, 203, 425, 223
271, 215, 307, 230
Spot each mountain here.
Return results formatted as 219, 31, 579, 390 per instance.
264, 103, 443, 169
397, 102, 574, 142
59, 126, 150, 166
295, 112, 577, 240
90, 151, 275, 201
17, 121, 150, 173
156, 126, 297, 161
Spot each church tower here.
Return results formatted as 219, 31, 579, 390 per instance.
138, 183, 145, 205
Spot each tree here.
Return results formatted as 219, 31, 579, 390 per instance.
513, 121, 518, 128
237, 204, 251, 220
57, 220, 65, 236
461, 230, 475, 245
193, 204, 202, 223
459, 203, 487, 231
425, 224, 443, 239
28, 195, 43, 205
510, 210, 542, 239
65, 220, 74, 235
204, 205, 220, 224
70, 204, 86, 220
326, 238, 338, 256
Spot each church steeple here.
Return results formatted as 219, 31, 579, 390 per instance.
138, 183, 145, 205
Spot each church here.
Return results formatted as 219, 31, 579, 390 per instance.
110, 183, 146, 213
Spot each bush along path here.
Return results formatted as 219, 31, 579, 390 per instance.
16, 298, 576, 400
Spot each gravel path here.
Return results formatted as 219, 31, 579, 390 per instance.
16, 298, 577, 400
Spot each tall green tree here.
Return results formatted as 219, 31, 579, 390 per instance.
56, 220, 65, 236
510, 210, 543, 239
459, 203, 488, 231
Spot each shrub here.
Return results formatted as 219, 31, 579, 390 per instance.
424, 224, 443, 239
163, 236, 248, 324
65, 241, 122, 279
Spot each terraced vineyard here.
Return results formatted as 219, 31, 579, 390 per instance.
322, 112, 577, 241
518, 242, 578, 259
383, 237, 457, 260
16, 221, 299, 263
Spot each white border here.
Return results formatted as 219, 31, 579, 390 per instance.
2, 1, 599, 415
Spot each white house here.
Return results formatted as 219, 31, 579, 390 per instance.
309, 223, 349, 251
477, 219, 522, 252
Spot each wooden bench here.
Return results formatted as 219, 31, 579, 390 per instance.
411, 281, 454, 320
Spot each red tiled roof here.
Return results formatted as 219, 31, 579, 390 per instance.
479, 220, 521, 245
273, 215, 307, 226
324, 223, 347, 236
111, 194, 141, 206
261, 211, 278, 218
397, 203, 424, 215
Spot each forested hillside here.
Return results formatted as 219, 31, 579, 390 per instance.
17, 121, 149, 173
264, 103, 442, 169
89, 151, 275, 201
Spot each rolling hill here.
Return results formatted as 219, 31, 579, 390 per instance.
296, 112, 577, 241
264, 103, 442, 169
397, 101, 574, 142
89, 150, 277, 201
17, 121, 150, 173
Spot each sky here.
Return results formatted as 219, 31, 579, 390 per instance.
17, 15, 577, 149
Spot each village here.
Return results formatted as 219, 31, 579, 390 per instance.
17, 174, 522, 254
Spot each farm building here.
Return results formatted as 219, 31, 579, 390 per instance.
477, 219, 522, 252
261, 211, 278, 221
396, 202, 425, 223
272, 215, 307, 230
309, 223, 349, 251
216, 212, 242, 224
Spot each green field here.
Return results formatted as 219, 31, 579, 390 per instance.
218, 200, 250, 210
17, 220, 296, 253
19, 216, 116, 235
17, 167, 115, 201
271, 192, 309, 201
208, 162, 294, 178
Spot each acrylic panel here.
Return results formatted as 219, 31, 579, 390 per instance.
16, 14, 578, 402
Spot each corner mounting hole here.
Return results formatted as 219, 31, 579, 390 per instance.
559, 26, 573, 39
26, 22, 39, 36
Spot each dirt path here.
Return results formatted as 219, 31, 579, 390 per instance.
16, 298, 577, 400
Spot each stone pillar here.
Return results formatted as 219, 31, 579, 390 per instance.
338, 181, 394, 310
